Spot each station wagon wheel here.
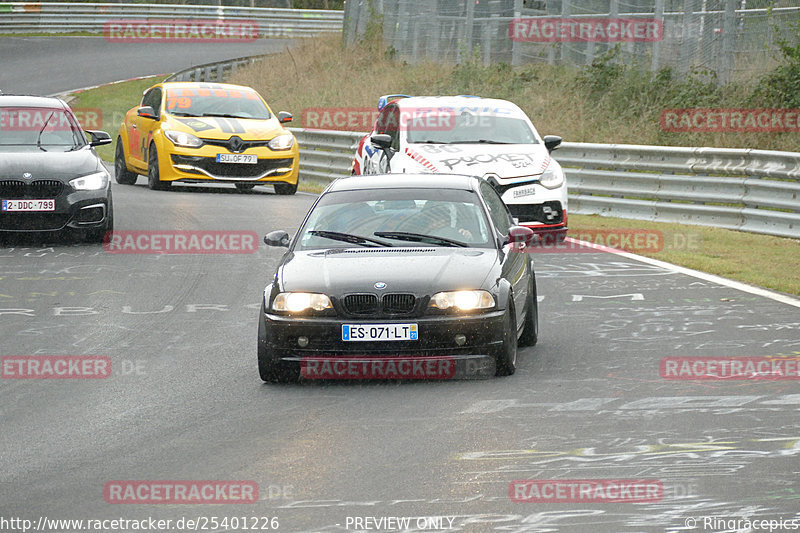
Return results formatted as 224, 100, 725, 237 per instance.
494, 301, 518, 376
114, 138, 138, 185
147, 143, 170, 191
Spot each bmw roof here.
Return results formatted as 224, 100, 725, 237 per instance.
0, 94, 69, 108
328, 173, 481, 192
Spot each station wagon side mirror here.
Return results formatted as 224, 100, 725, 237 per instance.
137, 106, 157, 120
278, 112, 293, 124
86, 130, 112, 147
543, 135, 562, 153
264, 230, 290, 247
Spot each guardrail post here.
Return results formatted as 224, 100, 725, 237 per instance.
651, 0, 665, 72
511, 0, 523, 66
720, 0, 736, 84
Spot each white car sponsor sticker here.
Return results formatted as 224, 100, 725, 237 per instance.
513, 186, 537, 198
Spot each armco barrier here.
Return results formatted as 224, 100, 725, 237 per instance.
289, 128, 800, 239
0, 2, 342, 37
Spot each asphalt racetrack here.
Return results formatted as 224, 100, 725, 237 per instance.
0, 36, 292, 96
1, 36, 799, 533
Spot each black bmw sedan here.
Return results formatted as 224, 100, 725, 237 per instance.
259, 173, 539, 382
0, 95, 113, 242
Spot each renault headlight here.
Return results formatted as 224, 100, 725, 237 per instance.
70, 170, 108, 191
164, 129, 203, 148
538, 159, 565, 190
429, 290, 495, 311
268, 134, 295, 151
272, 292, 332, 313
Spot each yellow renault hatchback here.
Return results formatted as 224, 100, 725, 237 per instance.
115, 82, 299, 194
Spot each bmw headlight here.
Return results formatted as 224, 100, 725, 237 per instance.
70, 170, 108, 191
268, 134, 295, 151
538, 159, 565, 190
272, 292, 332, 313
164, 129, 203, 148
429, 290, 495, 311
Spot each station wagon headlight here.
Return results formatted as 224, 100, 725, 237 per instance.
429, 290, 495, 311
164, 129, 203, 148
538, 160, 565, 189
268, 134, 294, 151
272, 292, 332, 313
70, 170, 108, 190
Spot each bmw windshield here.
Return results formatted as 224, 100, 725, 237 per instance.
298, 188, 494, 250
0, 106, 86, 151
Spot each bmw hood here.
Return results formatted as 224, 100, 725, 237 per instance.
0, 149, 103, 180
278, 248, 500, 296
404, 143, 551, 179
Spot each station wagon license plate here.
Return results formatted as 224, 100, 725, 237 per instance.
342, 323, 418, 341
216, 153, 257, 164
2, 199, 55, 212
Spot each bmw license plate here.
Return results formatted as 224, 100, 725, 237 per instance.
342, 324, 418, 341
216, 153, 257, 164
2, 199, 55, 212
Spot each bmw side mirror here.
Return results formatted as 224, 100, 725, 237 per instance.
278, 112, 293, 124
543, 135, 562, 152
506, 226, 535, 247
86, 130, 112, 147
137, 106, 157, 119
264, 230, 290, 247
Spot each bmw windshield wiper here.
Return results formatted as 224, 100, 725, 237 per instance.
35, 111, 55, 152
374, 231, 467, 247
308, 230, 393, 247
170, 112, 198, 117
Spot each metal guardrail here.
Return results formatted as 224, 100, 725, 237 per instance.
290, 128, 800, 239
0, 2, 342, 37
164, 54, 272, 83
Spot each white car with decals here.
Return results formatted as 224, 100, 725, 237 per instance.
352, 95, 568, 241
